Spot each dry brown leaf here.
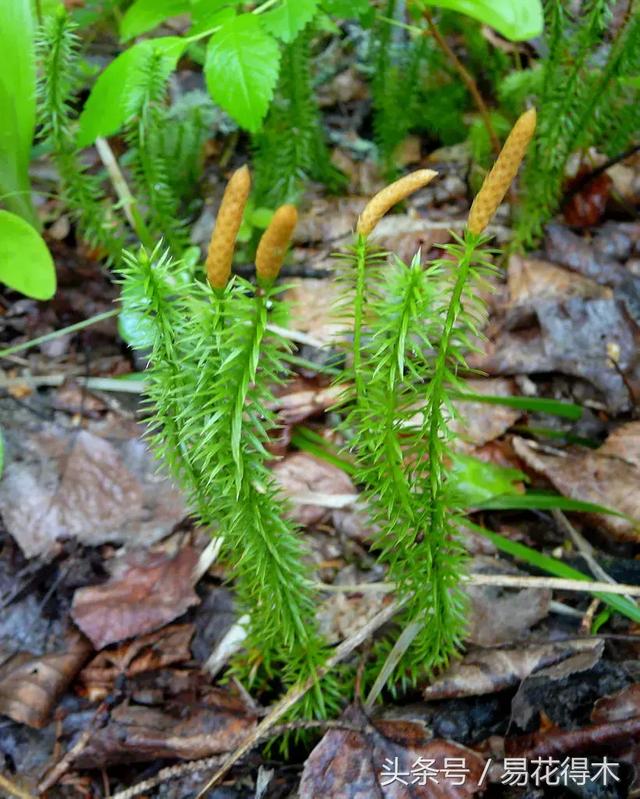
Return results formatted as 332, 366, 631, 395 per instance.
513, 426, 640, 540
71, 547, 200, 649
452, 378, 521, 451
0, 635, 92, 729
300, 704, 485, 799
423, 639, 603, 700
272, 452, 357, 527
316, 593, 390, 645
69, 688, 256, 768
465, 557, 550, 647
78, 624, 195, 701
284, 278, 348, 346
0, 426, 186, 558
476, 296, 640, 413
592, 683, 640, 724
269, 383, 343, 426
507, 255, 611, 305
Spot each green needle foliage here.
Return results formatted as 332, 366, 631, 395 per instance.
119, 104, 534, 713
123, 45, 189, 254
338, 231, 494, 682
36, 8, 124, 260
116, 235, 337, 725
253, 26, 344, 206
517, 0, 640, 244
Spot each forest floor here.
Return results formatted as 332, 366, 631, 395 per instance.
1, 33, 640, 799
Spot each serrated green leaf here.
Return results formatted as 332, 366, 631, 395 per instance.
0, 0, 38, 227
120, 0, 191, 41
77, 37, 186, 147
423, 0, 543, 41
205, 14, 280, 132
261, 0, 319, 42
321, 0, 369, 18
188, 3, 236, 36
0, 210, 56, 300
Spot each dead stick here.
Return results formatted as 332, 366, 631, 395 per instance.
0, 772, 37, 799
317, 574, 640, 597
194, 598, 404, 797
423, 9, 501, 156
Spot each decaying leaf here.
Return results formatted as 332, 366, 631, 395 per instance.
513, 424, 640, 539
78, 624, 195, 701
0, 635, 92, 729
593, 683, 640, 725
270, 383, 343, 426
452, 378, 522, 452
510, 639, 605, 729
507, 254, 611, 305
284, 278, 349, 347
299, 704, 485, 799
272, 451, 357, 527
592, 683, 640, 795
71, 547, 200, 649
317, 592, 390, 645
423, 639, 603, 700
67, 688, 256, 768
475, 296, 639, 413
465, 557, 551, 647
0, 424, 186, 558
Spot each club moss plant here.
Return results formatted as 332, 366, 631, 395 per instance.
117, 107, 536, 715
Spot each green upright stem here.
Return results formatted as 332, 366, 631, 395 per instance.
426, 233, 479, 524
352, 234, 368, 401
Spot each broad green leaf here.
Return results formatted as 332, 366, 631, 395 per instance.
189, 4, 236, 36
77, 37, 186, 147
118, 307, 156, 350
120, 0, 191, 41
205, 14, 280, 132
261, 0, 319, 42
0, 210, 56, 299
452, 453, 526, 506
321, 0, 370, 18
0, 0, 38, 227
422, 0, 543, 41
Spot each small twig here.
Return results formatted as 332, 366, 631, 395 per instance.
466, 573, 640, 596
580, 596, 602, 634
0, 772, 37, 799
423, 9, 500, 156
38, 699, 114, 793
317, 574, 640, 597
560, 143, 640, 208
549, 599, 585, 619
95, 138, 154, 249
195, 598, 404, 797
110, 756, 224, 799
0, 309, 119, 359
266, 323, 326, 349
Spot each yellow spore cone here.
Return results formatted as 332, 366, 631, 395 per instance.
356, 169, 438, 236
256, 204, 298, 283
206, 165, 251, 290
467, 108, 537, 235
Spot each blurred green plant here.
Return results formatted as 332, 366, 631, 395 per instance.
0, 0, 56, 300
516, 0, 640, 244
